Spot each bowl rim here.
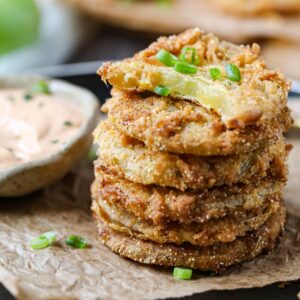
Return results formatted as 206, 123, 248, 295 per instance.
0, 74, 99, 183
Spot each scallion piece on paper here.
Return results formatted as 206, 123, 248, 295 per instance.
156, 49, 178, 67
225, 64, 241, 82
30, 231, 57, 250
154, 85, 170, 97
65, 235, 88, 249
174, 61, 197, 74
173, 267, 193, 280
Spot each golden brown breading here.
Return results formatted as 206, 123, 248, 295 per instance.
94, 120, 288, 190
95, 204, 285, 272
91, 26, 292, 273
92, 190, 280, 247
93, 169, 285, 226
98, 28, 290, 129
104, 91, 292, 156
212, 0, 300, 16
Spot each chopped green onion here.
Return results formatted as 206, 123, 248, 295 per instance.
64, 121, 73, 126
225, 64, 241, 82
174, 61, 197, 74
24, 93, 33, 101
30, 231, 56, 250
154, 85, 170, 97
32, 80, 51, 95
209, 67, 222, 80
65, 235, 88, 249
51, 139, 59, 144
156, 49, 178, 67
179, 46, 200, 65
173, 267, 192, 280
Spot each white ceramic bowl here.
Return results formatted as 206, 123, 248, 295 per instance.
0, 75, 99, 197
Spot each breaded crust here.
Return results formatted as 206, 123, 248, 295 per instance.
93, 169, 285, 226
94, 120, 288, 190
98, 28, 290, 129
95, 205, 285, 272
104, 92, 292, 156
212, 0, 300, 16
92, 190, 280, 247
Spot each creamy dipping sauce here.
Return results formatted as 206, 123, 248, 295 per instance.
0, 88, 84, 171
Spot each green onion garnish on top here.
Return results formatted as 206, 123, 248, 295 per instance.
225, 64, 241, 82
154, 85, 170, 97
209, 67, 222, 80
32, 80, 51, 95
30, 231, 57, 250
179, 46, 200, 66
174, 61, 197, 74
65, 235, 88, 249
156, 49, 178, 67
173, 267, 193, 280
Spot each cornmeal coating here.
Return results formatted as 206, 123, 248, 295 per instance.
92, 189, 281, 247
98, 28, 290, 129
95, 205, 285, 272
104, 91, 292, 156
93, 170, 285, 226
94, 120, 288, 190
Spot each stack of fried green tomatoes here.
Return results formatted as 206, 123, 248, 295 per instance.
92, 28, 292, 274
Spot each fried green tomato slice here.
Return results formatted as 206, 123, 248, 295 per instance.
98, 28, 290, 129
94, 205, 285, 272
104, 91, 292, 156
92, 169, 285, 226
94, 120, 288, 191
92, 188, 280, 247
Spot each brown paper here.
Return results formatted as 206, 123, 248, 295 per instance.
0, 139, 300, 300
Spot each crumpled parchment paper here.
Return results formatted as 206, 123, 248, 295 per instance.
0, 139, 299, 300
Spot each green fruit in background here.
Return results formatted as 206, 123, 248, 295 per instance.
0, 0, 40, 55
